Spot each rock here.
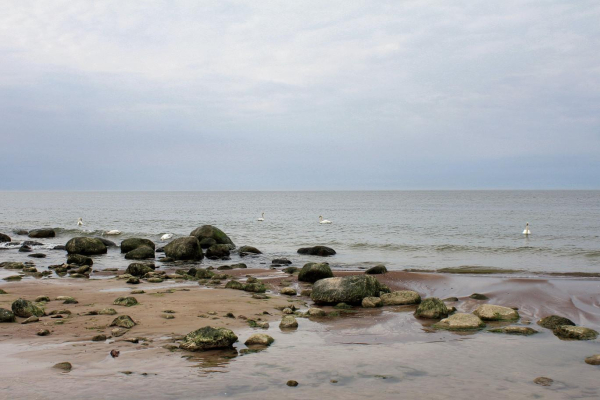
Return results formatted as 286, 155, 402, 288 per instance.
252, 293, 268, 300
37, 329, 50, 336
334, 302, 352, 309
380, 290, 421, 306
113, 297, 138, 307
272, 258, 292, 265
110, 350, 120, 358
4, 275, 22, 281
65, 237, 107, 255
585, 355, 600, 365
239, 245, 262, 256
95, 237, 117, 247
298, 262, 334, 283
121, 238, 156, 253
53, 245, 66, 250
307, 308, 327, 317
49, 309, 71, 315
0, 262, 26, 270
537, 315, 576, 330
125, 263, 155, 277
92, 334, 107, 341
180, 326, 238, 351
286, 380, 299, 387
534, 377, 553, 386
243, 282, 267, 293
217, 265, 232, 270
131, 290, 145, 294
553, 325, 598, 340
311, 275, 382, 305
55, 296, 75, 301
414, 298, 448, 319
0, 308, 16, 323
297, 246, 336, 257
190, 225, 235, 249
110, 315, 136, 329
300, 289, 312, 296
248, 320, 269, 329
147, 277, 164, 283
224, 280, 243, 290
433, 313, 485, 330
231, 263, 247, 269
28, 253, 46, 258
488, 326, 538, 335
112, 328, 128, 337
0, 289, 6, 294
63, 298, 78, 304
66, 254, 93, 266
164, 237, 204, 261
279, 315, 298, 329
28, 228, 55, 238
469, 293, 489, 300
206, 244, 231, 259
125, 246, 155, 260
14, 229, 28, 235
280, 287, 297, 296
99, 308, 117, 315
0, 233, 11, 242
11, 299, 45, 318
126, 277, 140, 284
443, 297, 459, 302
365, 265, 388, 274
283, 267, 298, 274
53, 362, 72, 371
282, 308, 293, 314
19, 245, 32, 252
362, 297, 383, 308
473, 304, 519, 321
22, 316, 39, 324
244, 333, 274, 346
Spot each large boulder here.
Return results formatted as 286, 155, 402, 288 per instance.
11, 299, 45, 318
205, 244, 231, 259
297, 246, 336, 257
380, 290, 421, 306
180, 326, 238, 351
28, 228, 55, 238
164, 237, 204, 261
414, 298, 448, 319
537, 315, 576, 330
65, 237, 107, 255
124, 246, 155, 260
66, 254, 93, 266
473, 304, 519, 321
434, 313, 485, 331
311, 275, 382, 305
553, 326, 598, 341
190, 225, 235, 249
298, 262, 333, 283
0, 308, 16, 323
0, 233, 11, 242
125, 263, 155, 277
120, 238, 156, 254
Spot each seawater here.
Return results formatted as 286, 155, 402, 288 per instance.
1, 190, 599, 274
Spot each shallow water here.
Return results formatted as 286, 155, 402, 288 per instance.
1, 190, 599, 274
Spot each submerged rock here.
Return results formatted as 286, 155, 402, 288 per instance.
279, 315, 298, 329
28, 228, 55, 238
533, 377, 553, 387
298, 262, 333, 283
473, 304, 519, 321
311, 275, 382, 305
95, 237, 117, 247
307, 308, 327, 317
433, 313, 485, 331
380, 290, 421, 306
0, 308, 16, 323
553, 325, 598, 341
164, 237, 204, 261
297, 246, 336, 257
190, 225, 235, 249
65, 237, 107, 255
11, 299, 45, 318
110, 315, 136, 329
180, 326, 238, 351
365, 265, 387, 275
124, 246, 155, 260
414, 298, 448, 319
537, 315, 576, 330
489, 326, 538, 336
244, 333, 274, 346
0, 262, 26, 270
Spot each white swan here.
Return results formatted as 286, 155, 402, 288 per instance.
104, 230, 122, 236
77, 218, 83, 226
319, 215, 332, 224
161, 233, 173, 241
523, 222, 531, 235
257, 212, 265, 222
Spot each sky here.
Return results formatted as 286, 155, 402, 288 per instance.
1, 1, 599, 190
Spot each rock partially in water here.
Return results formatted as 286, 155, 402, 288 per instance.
365, 265, 387, 275
4, 275, 22, 281
125, 246, 155, 260
28, 228, 55, 238
65, 237, 107, 255
272, 258, 292, 265
533, 377, 553, 386
113, 297, 138, 307
489, 326, 538, 336
110, 315, 136, 329
126, 263, 155, 277
28, 253, 46, 258
0, 233, 11, 242
307, 308, 327, 317
206, 244, 231, 259
190, 225, 235, 249
126, 277, 140, 284
298, 262, 333, 283
0, 262, 26, 270
537, 315, 576, 330
433, 313, 485, 331
283, 266, 299, 274
95, 237, 117, 247
380, 290, 421, 306
414, 298, 448, 319
53, 362, 72, 371
362, 297, 383, 308
0, 308, 16, 323
280, 287, 297, 296
164, 237, 204, 261
473, 304, 519, 321
585, 354, 600, 365
180, 326, 238, 351
243, 282, 267, 293
239, 245, 262, 255
121, 238, 156, 253
279, 315, 298, 329
19, 245, 32, 253
311, 275, 383, 305
286, 380, 299, 387
469, 293, 489, 300
66, 254, 93, 266
297, 246, 336, 257
553, 325, 598, 341
244, 333, 274, 346
11, 299, 45, 318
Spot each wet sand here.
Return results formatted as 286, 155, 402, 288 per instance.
1, 269, 600, 399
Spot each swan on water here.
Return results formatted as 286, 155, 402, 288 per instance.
161, 233, 173, 241
77, 218, 83, 226
319, 216, 332, 224
104, 230, 122, 236
523, 223, 531, 235
258, 212, 265, 222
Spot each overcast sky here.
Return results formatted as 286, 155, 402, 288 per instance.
1, 1, 599, 190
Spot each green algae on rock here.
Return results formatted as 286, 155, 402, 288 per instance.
553, 325, 598, 341
488, 326, 538, 336
298, 262, 334, 283
190, 225, 235, 249
65, 237, 107, 255
473, 304, 519, 321
164, 237, 204, 261
121, 238, 156, 253
537, 315, 576, 330
113, 297, 138, 307
110, 315, 136, 329
311, 275, 382, 305
180, 326, 238, 351
414, 298, 448, 319
11, 299, 45, 318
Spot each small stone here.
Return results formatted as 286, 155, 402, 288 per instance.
37, 329, 51, 336
286, 380, 299, 387
537, 315, 576, 330
489, 326, 538, 336
92, 334, 107, 341
279, 315, 298, 329
433, 313, 485, 331
110, 349, 120, 358
113, 297, 138, 307
110, 315, 136, 329
131, 290, 145, 294
99, 308, 117, 315
244, 333, 274, 346
282, 308, 294, 315
380, 290, 421, 306
22, 316, 40, 324
63, 298, 79, 304
585, 355, 600, 365
365, 265, 387, 274
534, 377, 553, 386
53, 362, 72, 371
280, 287, 297, 296
469, 293, 489, 300
126, 277, 140, 284
414, 298, 448, 319
112, 328, 128, 337
362, 297, 383, 308
162, 314, 175, 319
35, 296, 50, 302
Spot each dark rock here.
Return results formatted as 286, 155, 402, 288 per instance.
414, 298, 448, 319
37, 329, 51, 336
199, 238, 217, 248
23, 241, 43, 246
443, 297, 459, 302
19, 245, 32, 253
489, 326, 538, 335
28, 253, 46, 258
231, 263, 247, 269
67, 254, 93, 266
52, 245, 66, 250
537, 315, 576, 330
110, 315, 136, 328
206, 244, 231, 259
195, 269, 214, 279
287, 380, 299, 387
239, 245, 262, 255
366, 265, 387, 274
65, 237, 108, 255
53, 362, 72, 371
113, 297, 138, 307
120, 238, 155, 253
298, 262, 334, 283
11, 299, 45, 318
94, 237, 116, 247
14, 229, 28, 235
217, 265, 232, 270
92, 334, 107, 341
272, 258, 292, 265
0, 308, 16, 323
311, 275, 383, 305
469, 293, 489, 300
553, 325, 598, 340
125, 246, 155, 260
179, 326, 238, 351
125, 263, 155, 277
28, 228, 55, 238
0, 233, 11, 242
164, 237, 204, 261
190, 225, 235, 249
126, 277, 140, 284
297, 246, 336, 257
282, 266, 298, 274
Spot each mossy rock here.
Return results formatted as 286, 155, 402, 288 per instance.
239, 245, 262, 255
553, 325, 598, 340
66, 254, 93, 266
121, 238, 156, 253
206, 244, 231, 259
365, 265, 387, 275
297, 246, 336, 257
473, 304, 519, 321
190, 225, 235, 248
124, 246, 155, 260
279, 315, 298, 329
434, 313, 485, 331
65, 237, 107, 255
243, 282, 267, 293
164, 237, 204, 261
0, 262, 26, 270
110, 315, 136, 329
282, 266, 298, 274
489, 326, 538, 336
11, 299, 45, 318
537, 315, 576, 330
361, 297, 383, 308
113, 297, 138, 307
0, 308, 16, 323
99, 308, 117, 315
381, 290, 421, 306
414, 298, 448, 319
298, 262, 333, 283
180, 326, 238, 351
125, 263, 155, 277
195, 269, 214, 279
28, 228, 55, 238
225, 280, 244, 290
311, 275, 382, 305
